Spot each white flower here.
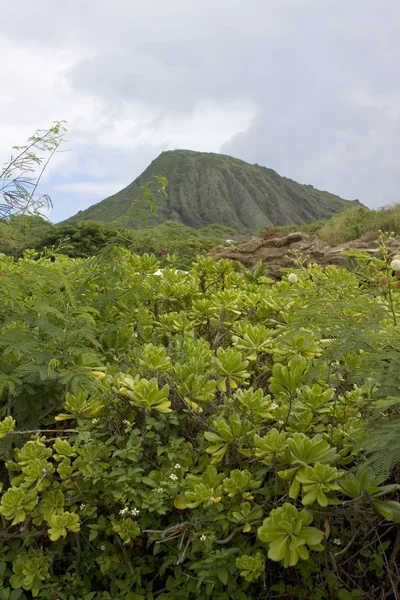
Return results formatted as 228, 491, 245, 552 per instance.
131, 508, 140, 517
174, 463, 181, 469
200, 534, 207, 542
288, 273, 298, 284
79, 503, 85, 510
91, 418, 99, 424
100, 544, 106, 551
169, 473, 178, 481
119, 507, 129, 515
154, 487, 164, 494
333, 538, 342, 546
390, 258, 400, 271
270, 403, 278, 410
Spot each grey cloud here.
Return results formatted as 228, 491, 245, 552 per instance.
3, 0, 400, 213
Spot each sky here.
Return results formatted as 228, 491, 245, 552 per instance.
1, 0, 400, 222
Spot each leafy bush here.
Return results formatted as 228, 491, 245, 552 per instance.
0, 239, 400, 599
0, 216, 229, 269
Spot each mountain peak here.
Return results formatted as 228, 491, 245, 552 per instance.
67, 150, 359, 232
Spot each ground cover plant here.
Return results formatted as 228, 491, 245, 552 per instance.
0, 235, 400, 599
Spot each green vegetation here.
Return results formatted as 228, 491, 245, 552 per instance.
0, 216, 236, 270
263, 203, 400, 246
1, 234, 400, 598
66, 150, 360, 232
0, 122, 66, 219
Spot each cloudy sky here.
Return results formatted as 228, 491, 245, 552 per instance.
1, 0, 399, 222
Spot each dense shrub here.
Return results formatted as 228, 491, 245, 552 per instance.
0, 217, 229, 269
0, 238, 400, 599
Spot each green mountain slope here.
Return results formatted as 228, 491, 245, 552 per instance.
67, 150, 361, 231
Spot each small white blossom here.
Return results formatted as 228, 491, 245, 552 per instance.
79, 503, 85, 510
155, 487, 164, 493
131, 508, 140, 517
200, 534, 207, 542
169, 473, 178, 481
119, 507, 129, 515
174, 463, 181, 469
333, 538, 342, 546
92, 418, 99, 424
390, 258, 400, 271
288, 273, 298, 284
100, 544, 106, 551
270, 403, 278, 410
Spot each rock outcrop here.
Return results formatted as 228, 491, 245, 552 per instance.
209, 232, 400, 278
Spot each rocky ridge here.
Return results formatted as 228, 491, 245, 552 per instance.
209, 232, 400, 278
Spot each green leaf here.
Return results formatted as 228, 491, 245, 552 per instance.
216, 567, 229, 585
372, 500, 400, 522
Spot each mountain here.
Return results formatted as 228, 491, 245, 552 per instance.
67, 150, 362, 232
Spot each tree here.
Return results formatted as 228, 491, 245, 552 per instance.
0, 121, 67, 219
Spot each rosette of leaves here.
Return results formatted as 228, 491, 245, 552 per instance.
154, 311, 193, 338
139, 343, 172, 374
33, 488, 65, 525
258, 503, 324, 567
47, 511, 80, 540
253, 428, 288, 462
215, 347, 251, 392
0, 486, 38, 525
272, 328, 321, 362
339, 468, 400, 522
296, 384, 335, 414
55, 390, 105, 421
114, 374, 171, 413
0, 415, 16, 438
228, 501, 264, 533
10, 550, 51, 597
231, 322, 274, 360
112, 518, 141, 544
236, 552, 265, 582
296, 462, 344, 506
222, 469, 262, 499
211, 289, 244, 323
183, 465, 224, 508
278, 433, 339, 500
190, 297, 219, 325
13, 439, 54, 490
205, 414, 254, 463
174, 362, 217, 410
269, 354, 311, 399
232, 388, 277, 422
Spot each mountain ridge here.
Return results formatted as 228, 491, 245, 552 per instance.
66, 149, 362, 232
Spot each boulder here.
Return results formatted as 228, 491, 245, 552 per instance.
209, 232, 400, 278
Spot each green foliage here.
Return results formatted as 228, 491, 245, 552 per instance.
0, 241, 400, 598
10, 550, 51, 597
262, 202, 400, 246
235, 552, 265, 582
1, 121, 66, 219
258, 503, 324, 567
0, 215, 229, 270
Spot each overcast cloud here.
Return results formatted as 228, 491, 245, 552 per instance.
1, 0, 399, 222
